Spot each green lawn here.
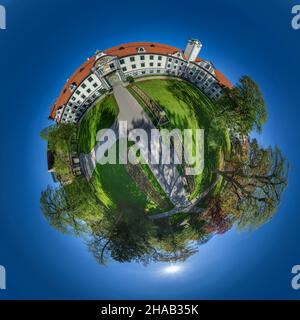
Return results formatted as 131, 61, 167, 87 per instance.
78, 94, 119, 154
90, 141, 159, 214
132, 79, 229, 200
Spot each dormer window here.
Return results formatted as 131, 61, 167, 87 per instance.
69, 83, 77, 92
138, 47, 145, 53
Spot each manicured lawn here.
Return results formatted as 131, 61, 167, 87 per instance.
132, 79, 229, 199
90, 141, 159, 214
91, 163, 149, 211
78, 94, 119, 154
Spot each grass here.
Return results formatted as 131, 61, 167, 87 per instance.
90, 141, 158, 214
78, 95, 119, 154
132, 79, 229, 200
80, 78, 230, 213
140, 163, 174, 211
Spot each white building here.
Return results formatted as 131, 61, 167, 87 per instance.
50, 39, 232, 123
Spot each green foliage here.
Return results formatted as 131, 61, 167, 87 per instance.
45, 123, 77, 153
217, 139, 289, 230
78, 95, 119, 153
41, 177, 105, 236
215, 75, 267, 135
126, 76, 135, 83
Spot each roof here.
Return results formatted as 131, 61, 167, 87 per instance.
104, 41, 182, 58
49, 56, 96, 119
214, 69, 233, 88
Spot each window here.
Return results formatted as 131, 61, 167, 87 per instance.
150, 70, 154, 73
120, 59, 125, 64
175, 60, 178, 64
138, 47, 145, 52
76, 90, 81, 95
71, 97, 76, 101
130, 57, 135, 62
81, 83, 87, 89
132, 64, 136, 69
140, 55, 145, 60
158, 63, 161, 67
157, 70, 161, 73
87, 88, 91, 93
88, 76, 93, 82
189, 72, 193, 76
109, 63, 115, 69
81, 94, 86, 99
142, 71, 146, 74
158, 56, 162, 60
168, 58, 172, 62
93, 83, 98, 88
141, 63, 145, 67
122, 67, 127, 72
167, 64, 171, 68
150, 62, 154, 67
150, 55, 154, 60
173, 66, 176, 69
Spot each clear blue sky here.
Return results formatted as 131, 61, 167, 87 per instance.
0, 0, 299, 299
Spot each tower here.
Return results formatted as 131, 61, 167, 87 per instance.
184, 39, 202, 62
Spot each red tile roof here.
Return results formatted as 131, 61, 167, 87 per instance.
49, 56, 96, 119
214, 69, 233, 88
105, 42, 182, 58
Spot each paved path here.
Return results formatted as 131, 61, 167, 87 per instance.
80, 85, 191, 207
148, 176, 221, 220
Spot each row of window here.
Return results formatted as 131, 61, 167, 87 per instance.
119, 55, 163, 64
62, 88, 103, 122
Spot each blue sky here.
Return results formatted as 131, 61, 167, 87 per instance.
0, 0, 299, 299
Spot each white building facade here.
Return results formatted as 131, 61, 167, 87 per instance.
50, 39, 232, 124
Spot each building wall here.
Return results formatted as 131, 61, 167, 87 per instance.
59, 74, 104, 123
55, 48, 227, 123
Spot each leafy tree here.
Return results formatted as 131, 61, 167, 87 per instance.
40, 185, 85, 235
40, 123, 77, 153
215, 76, 267, 135
216, 139, 289, 229
126, 76, 135, 83
41, 178, 105, 236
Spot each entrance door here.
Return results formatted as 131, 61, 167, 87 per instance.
106, 71, 122, 87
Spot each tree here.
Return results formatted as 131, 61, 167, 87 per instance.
215, 76, 267, 135
41, 178, 105, 236
41, 123, 77, 153
40, 185, 86, 235
126, 76, 135, 83
216, 139, 289, 229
